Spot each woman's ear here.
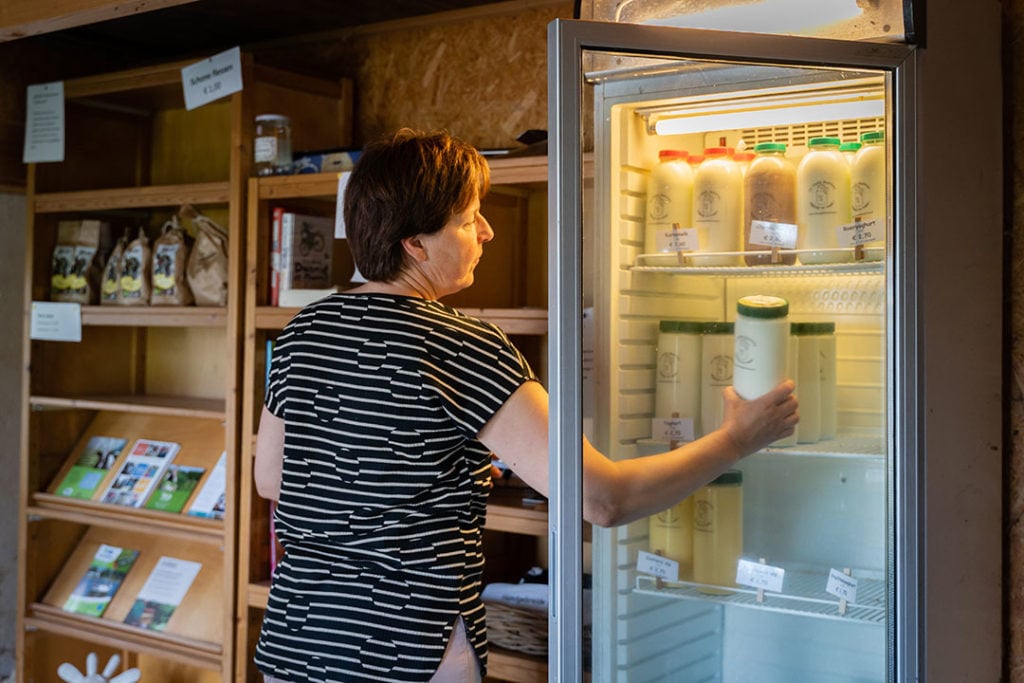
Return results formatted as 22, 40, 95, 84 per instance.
401, 235, 428, 262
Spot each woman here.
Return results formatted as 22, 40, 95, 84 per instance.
253, 129, 797, 683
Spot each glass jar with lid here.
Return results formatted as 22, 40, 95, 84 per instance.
254, 114, 292, 176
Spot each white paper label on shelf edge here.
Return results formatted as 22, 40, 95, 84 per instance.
837, 218, 881, 247
23, 81, 65, 163
651, 417, 695, 442
749, 220, 798, 249
735, 559, 785, 593
335, 171, 351, 239
181, 46, 243, 111
637, 550, 679, 582
654, 227, 698, 254
30, 301, 81, 342
826, 568, 858, 603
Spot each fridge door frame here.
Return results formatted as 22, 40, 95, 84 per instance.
547, 18, 918, 683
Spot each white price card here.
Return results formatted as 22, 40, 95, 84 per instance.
23, 81, 65, 163
749, 220, 798, 249
654, 227, 698, 254
736, 558, 785, 593
651, 417, 695, 443
826, 568, 858, 603
181, 46, 243, 111
335, 172, 351, 239
837, 218, 881, 247
637, 550, 679, 583
30, 301, 81, 342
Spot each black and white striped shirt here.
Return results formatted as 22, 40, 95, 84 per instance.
254, 293, 536, 682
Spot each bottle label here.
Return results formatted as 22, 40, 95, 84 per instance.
694, 498, 715, 532
808, 179, 837, 214
254, 136, 278, 163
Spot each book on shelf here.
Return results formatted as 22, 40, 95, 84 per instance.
123, 556, 202, 632
270, 209, 334, 306
98, 438, 180, 508
143, 464, 206, 513
186, 451, 226, 520
52, 435, 129, 500
278, 286, 339, 308
62, 544, 140, 618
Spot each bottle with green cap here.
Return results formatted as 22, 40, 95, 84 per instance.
743, 142, 797, 266
699, 322, 734, 436
851, 130, 886, 261
654, 320, 704, 439
733, 295, 789, 400
796, 136, 853, 264
693, 469, 743, 594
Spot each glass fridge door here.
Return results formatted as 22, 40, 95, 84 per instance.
547, 19, 916, 683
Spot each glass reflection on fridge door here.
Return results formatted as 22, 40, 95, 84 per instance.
549, 19, 913, 683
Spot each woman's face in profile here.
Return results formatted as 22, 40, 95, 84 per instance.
417, 195, 494, 297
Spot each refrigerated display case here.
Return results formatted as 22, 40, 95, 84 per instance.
546, 17, 1001, 683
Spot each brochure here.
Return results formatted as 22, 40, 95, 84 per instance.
98, 438, 180, 508
53, 436, 129, 500
123, 556, 202, 632
144, 465, 206, 513
62, 544, 140, 618
187, 451, 226, 520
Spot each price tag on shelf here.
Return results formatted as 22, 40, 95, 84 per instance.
654, 226, 698, 254
637, 550, 679, 583
335, 171, 351, 239
826, 568, 858, 603
23, 81, 65, 163
736, 558, 785, 593
651, 417, 695, 443
30, 301, 81, 342
837, 218, 881, 247
181, 46, 243, 111
748, 220, 797, 249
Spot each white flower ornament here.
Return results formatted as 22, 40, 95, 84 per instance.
57, 653, 141, 683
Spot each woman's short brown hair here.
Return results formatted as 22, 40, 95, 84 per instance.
344, 129, 490, 282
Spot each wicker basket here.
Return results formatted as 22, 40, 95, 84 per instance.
485, 600, 592, 659
485, 600, 549, 656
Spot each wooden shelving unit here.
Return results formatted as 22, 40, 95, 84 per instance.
235, 157, 557, 682
17, 56, 352, 682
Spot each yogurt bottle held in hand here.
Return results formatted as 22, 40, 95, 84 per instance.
733, 295, 789, 400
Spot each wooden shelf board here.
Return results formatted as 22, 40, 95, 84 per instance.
257, 173, 342, 200
29, 395, 227, 420
33, 182, 231, 213
29, 495, 224, 544
27, 604, 223, 670
255, 306, 547, 335
486, 494, 548, 537
80, 306, 228, 327
247, 581, 271, 609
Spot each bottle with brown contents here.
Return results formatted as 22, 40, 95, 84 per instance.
743, 142, 796, 265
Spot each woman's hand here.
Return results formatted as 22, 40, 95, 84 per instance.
718, 380, 799, 456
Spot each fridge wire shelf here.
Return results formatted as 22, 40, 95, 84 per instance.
632, 252, 884, 277
634, 568, 886, 625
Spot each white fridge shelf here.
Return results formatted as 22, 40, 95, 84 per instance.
634, 566, 886, 625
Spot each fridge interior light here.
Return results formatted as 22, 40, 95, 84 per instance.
641, 80, 885, 135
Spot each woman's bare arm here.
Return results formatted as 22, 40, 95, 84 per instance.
477, 379, 797, 527
254, 406, 285, 501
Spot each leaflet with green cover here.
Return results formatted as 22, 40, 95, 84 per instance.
53, 436, 128, 500
63, 544, 140, 618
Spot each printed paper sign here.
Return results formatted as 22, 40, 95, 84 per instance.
30, 301, 81, 342
749, 220, 798, 249
837, 218, 881, 247
736, 558, 785, 593
637, 550, 679, 582
653, 227, 698, 255
23, 81, 65, 163
826, 568, 858, 603
335, 171, 351, 239
651, 417, 695, 443
181, 47, 243, 111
